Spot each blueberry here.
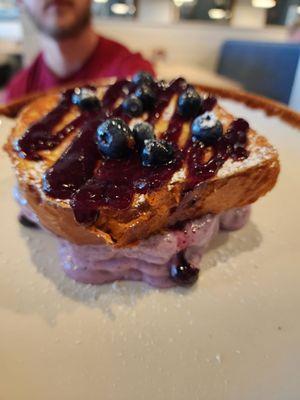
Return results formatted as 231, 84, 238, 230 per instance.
135, 84, 156, 109
122, 95, 143, 117
132, 71, 154, 86
72, 87, 100, 110
96, 118, 133, 159
133, 122, 155, 148
141, 139, 174, 167
170, 263, 199, 286
191, 112, 223, 145
18, 215, 39, 229
170, 252, 199, 286
177, 87, 202, 119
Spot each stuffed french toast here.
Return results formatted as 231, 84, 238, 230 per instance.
5, 72, 280, 288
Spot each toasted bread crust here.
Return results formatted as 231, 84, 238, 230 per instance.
13, 155, 278, 247
4, 84, 280, 247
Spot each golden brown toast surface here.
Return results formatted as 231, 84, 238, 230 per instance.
5, 80, 280, 247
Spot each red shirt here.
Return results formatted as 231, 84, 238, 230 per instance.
5, 35, 154, 102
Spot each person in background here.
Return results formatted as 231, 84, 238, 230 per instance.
5, 0, 154, 102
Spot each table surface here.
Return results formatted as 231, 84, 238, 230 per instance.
156, 61, 243, 90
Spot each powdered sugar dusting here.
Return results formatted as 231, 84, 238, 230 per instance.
169, 168, 186, 186
218, 139, 275, 179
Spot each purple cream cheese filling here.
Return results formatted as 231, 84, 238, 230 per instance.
59, 207, 250, 288
14, 186, 250, 288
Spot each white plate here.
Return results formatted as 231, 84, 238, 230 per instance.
0, 100, 299, 400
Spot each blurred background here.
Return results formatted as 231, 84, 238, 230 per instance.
0, 0, 299, 110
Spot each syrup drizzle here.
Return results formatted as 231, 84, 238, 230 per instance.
15, 78, 249, 226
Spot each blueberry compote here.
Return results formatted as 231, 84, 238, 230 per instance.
170, 251, 199, 286
14, 74, 250, 281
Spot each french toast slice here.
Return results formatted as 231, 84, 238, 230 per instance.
4, 78, 280, 247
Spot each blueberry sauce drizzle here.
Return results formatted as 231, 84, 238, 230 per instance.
201, 95, 217, 113
70, 152, 182, 225
43, 115, 105, 200
15, 90, 73, 160
102, 79, 133, 110
147, 77, 187, 125
15, 78, 250, 228
185, 118, 250, 188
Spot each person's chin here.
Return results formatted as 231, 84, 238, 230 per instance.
43, 16, 76, 35
45, 3, 74, 21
